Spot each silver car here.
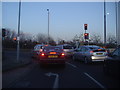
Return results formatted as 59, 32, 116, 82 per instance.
73, 45, 108, 63
57, 44, 74, 57
31, 44, 44, 58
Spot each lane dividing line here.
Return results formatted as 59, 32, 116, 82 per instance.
45, 72, 59, 89
84, 72, 105, 89
66, 62, 77, 68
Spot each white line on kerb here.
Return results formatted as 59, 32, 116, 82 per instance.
66, 62, 77, 68
84, 72, 105, 88
45, 72, 59, 89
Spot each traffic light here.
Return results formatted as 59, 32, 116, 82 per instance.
84, 33, 89, 39
13, 37, 17, 41
2, 28, 6, 37
84, 24, 88, 30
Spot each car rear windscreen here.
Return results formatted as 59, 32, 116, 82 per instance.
63, 46, 73, 49
44, 46, 62, 51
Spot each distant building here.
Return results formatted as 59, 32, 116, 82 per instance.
117, 1, 120, 45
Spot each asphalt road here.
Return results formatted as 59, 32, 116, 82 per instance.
3, 58, 120, 89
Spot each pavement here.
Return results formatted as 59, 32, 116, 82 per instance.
2, 49, 32, 72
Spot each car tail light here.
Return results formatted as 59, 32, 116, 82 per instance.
41, 53, 45, 56
39, 49, 43, 52
61, 53, 65, 56
90, 51, 94, 56
45, 45, 48, 46
105, 50, 108, 55
50, 52, 56, 54
90, 51, 93, 53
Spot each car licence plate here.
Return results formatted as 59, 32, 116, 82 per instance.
48, 55, 58, 58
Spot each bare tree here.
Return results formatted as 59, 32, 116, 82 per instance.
78, 33, 84, 42
20, 31, 33, 42
107, 35, 116, 44
36, 33, 56, 45
90, 34, 102, 44
36, 33, 47, 44
4, 28, 17, 40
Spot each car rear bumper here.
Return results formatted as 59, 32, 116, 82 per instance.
91, 56, 107, 62
39, 59, 66, 64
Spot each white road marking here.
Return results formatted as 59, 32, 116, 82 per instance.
45, 72, 59, 89
84, 72, 105, 89
66, 62, 77, 68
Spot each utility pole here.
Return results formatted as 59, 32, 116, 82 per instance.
17, 0, 21, 62
47, 9, 50, 45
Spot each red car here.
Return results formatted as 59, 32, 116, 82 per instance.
38, 46, 66, 66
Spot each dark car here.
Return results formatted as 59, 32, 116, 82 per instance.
38, 46, 66, 65
103, 46, 120, 77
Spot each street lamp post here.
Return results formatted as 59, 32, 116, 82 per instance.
104, 0, 107, 46
47, 9, 50, 45
115, 1, 118, 45
17, 0, 21, 62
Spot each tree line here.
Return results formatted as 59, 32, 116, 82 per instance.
2, 28, 56, 49
2, 28, 117, 49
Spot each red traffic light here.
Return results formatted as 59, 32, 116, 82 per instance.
84, 33, 88, 36
13, 37, 17, 41
84, 24, 87, 26
84, 33, 89, 39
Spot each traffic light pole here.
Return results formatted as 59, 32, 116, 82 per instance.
85, 30, 86, 43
